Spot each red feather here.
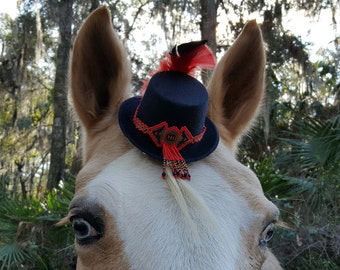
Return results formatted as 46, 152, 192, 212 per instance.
141, 41, 215, 95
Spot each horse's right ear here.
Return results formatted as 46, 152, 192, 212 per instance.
71, 7, 131, 132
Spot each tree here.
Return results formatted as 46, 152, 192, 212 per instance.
200, 0, 217, 54
200, 0, 217, 84
0, 5, 54, 199
46, 0, 73, 190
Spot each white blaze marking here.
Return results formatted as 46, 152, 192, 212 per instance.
87, 148, 254, 269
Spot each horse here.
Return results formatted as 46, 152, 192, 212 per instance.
65, 6, 282, 270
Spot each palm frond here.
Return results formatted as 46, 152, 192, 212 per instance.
256, 157, 319, 202
0, 179, 76, 269
0, 243, 31, 270
276, 114, 340, 214
280, 114, 340, 171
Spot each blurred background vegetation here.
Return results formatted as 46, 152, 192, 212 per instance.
0, 0, 339, 269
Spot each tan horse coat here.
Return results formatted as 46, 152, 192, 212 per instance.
67, 6, 283, 270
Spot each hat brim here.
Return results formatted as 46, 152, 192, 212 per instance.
118, 97, 219, 163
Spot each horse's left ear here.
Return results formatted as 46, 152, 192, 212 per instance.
71, 6, 131, 132
207, 20, 265, 150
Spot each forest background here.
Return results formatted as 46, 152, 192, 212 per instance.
0, 0, 339, 269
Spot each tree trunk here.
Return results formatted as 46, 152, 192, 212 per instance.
47, 0, 73, 191
261, 10, 276, 144
200, 0, 217, 84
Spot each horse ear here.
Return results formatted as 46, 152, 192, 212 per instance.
71, 7, 131, 132
207, 20, 265, 150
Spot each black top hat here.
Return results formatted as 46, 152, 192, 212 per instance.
118, 41, 219, 180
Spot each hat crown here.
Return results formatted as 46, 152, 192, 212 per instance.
137, 71, 208, 136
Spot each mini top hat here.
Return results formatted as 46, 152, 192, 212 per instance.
118, 40, 219, 180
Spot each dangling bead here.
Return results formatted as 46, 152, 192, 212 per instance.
162, 161, 167, 179
182, 169, 189, 180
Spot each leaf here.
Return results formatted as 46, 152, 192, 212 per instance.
0, 243, 30, 270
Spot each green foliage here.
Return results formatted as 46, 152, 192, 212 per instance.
253, 157, 306, 201
0, 179, 76, 269
244, 114, 340, 269
279, 115, 340, 215
0, 244, 30, 270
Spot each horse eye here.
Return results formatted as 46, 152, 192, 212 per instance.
259, 223, 275, 246
71, 216, 103, 245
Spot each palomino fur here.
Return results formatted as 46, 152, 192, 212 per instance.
69, 6, 282, 270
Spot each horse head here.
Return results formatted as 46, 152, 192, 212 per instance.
67, 6, 282, 269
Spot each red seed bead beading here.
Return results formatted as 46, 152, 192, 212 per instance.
133, 105, 206, 180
